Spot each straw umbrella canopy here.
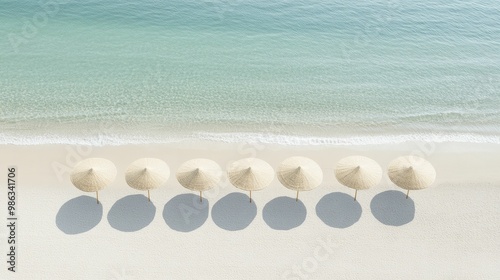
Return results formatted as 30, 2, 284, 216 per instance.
388, 156, 436, 199
125, 158, 169, 202
227, 158, 274, 203
334, 156, 382, 200
277, 156, 323, 201
176, 158, 222, 202
70, 158, 117, 204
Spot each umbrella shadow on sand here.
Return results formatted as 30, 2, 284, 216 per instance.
263, 196, 307, 230
163, 194, 209, 232
370, 190, 415, 226
211, 193, 257, 231
316, 192, 362, 228
107, 194, 156, 232
56, 195, 103, 234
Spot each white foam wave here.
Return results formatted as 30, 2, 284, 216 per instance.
194, 132, 500, 146
1, 132, 499, 146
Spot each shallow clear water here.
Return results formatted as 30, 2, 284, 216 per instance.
1, 0, 499, 145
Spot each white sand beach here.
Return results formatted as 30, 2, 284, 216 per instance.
0, 141, 499, 279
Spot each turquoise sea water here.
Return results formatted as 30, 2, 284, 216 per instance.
1, 0, 499, 145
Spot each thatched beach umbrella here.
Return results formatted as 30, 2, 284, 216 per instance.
176, 158, 222, 202
125, 158, 169, 202
70, 158, 117, 204
277, 156, 323, 201
388, 156, 436, 199
227, 158, 274, 203
335, 156, 382, 200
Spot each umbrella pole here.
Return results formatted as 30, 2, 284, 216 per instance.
354, 189, 357, 201
406, 190, 409, 199
296, 190, 299, 202
200, 191, 202, 203
148, 190, 150, 202
249, 190, 252, 203
96, 191, 99, 204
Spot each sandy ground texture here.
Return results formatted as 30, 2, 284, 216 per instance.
0, 141, 499, 279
